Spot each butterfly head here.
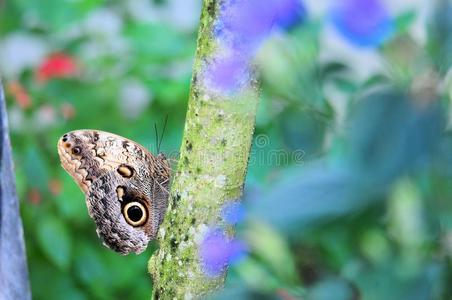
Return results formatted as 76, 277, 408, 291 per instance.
57, 130, 103, 192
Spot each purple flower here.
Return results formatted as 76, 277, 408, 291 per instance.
205, 0, 308, 94
216, 0, 307, 52
202, 54, 251, 93
221, 201, 245, 225
273, 0, 307, 30
219, 0, 276, 50
199, 228, 248, 277
329, 0, 394, 48
229, 239, 248, 264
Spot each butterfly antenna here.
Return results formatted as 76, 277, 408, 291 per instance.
154, 123, 159, 153
158, 115, 168, 154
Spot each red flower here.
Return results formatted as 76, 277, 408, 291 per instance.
60, 102, 76, 120
48, 179, 62, 196
36, 53, 78, 83
28, 188, 41, 205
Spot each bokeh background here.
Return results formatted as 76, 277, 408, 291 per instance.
0, 0, 451, 299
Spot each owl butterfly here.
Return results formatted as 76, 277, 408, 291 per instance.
57, 130, 170, 255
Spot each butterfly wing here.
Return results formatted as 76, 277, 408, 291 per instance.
57, 130, 170, 255
87, 171, 152, 254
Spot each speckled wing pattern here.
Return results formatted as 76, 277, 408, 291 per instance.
57, 130, 170, 255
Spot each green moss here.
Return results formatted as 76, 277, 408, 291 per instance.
149, 0, 259, 298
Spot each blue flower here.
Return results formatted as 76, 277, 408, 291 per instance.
329, 0, 394, 48
215, 0, 307, 52
229, 239, 248, 264
204, 0, 308, 94
221, 201, 245, 225
219, 0, 276, 49
273, 0, 307, 30
204, 0, 309, 94
199, 228, 248, 277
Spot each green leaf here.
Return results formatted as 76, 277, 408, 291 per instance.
307, 278, 355, 300
30, 261, 87, 300
55, 168, 90, 223
73, 242, 113, 300
24, 146, 49, 189
428, 0, 452, 73
245, 222, 300, 286
15, 0, 100, 31
36, 216, 72, 270
395, 11, 417, 33
125, 23, 194, 61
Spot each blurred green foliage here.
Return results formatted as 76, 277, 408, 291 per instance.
1, 0, 196, 299
0, 0, 451, 299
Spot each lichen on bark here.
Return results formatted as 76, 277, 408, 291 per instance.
149, 0, 260, 298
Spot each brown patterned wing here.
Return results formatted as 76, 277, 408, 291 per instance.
57, 130, 170, 255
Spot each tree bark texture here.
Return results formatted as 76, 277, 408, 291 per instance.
149, 0, 259, 298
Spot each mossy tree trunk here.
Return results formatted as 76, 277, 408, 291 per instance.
148, 0, 259, 298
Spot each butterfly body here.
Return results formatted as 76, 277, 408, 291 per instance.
57, 130, 170, 255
